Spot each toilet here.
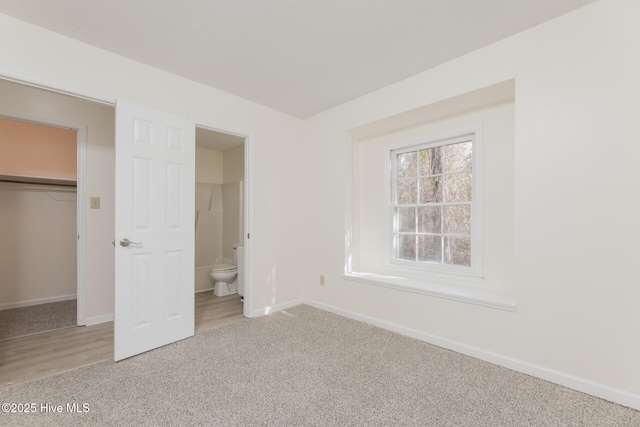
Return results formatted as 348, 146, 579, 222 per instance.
210, 263, 238, 297
209, 244, 244, 297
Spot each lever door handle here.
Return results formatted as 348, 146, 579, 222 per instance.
120, 238, 142, 247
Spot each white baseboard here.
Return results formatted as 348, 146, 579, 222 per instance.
304, 299, 640, 412
0, 294, 77, 311
85, 313, 114, 326
252, 298, 306, 317
195, 287, 215, 294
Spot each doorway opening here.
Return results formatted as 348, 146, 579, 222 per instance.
0, 112, 87, 341
193, 126, 249, 330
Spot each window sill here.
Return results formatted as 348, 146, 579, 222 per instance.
344, 271, 517, 312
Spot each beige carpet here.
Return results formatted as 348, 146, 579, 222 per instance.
1, 305, 638, 426
0, 300, 76, 341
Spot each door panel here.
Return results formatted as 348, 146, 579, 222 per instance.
114, 99, 195, 361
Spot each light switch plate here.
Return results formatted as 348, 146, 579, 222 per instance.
90, 197, 100, 209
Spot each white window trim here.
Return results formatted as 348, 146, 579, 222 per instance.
344, 271, 516, 312
383, 126, 484, 279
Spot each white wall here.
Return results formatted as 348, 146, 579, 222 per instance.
0, 15, 303, 310
195, 147, 223, 184
301, 0, 640, 408
0, 184, 76, 308
0, 12, 305, 315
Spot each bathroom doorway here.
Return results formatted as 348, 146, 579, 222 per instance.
194, 125, 251, 327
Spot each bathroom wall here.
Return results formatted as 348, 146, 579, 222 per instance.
194, 146, 223, 292
221, 181, 243, 261
195, 182, 222, 291
223, 143, 245, 260
195, 146, 223, 184
223, 144, 244, 183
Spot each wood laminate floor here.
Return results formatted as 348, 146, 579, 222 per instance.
0, 292, 243, 389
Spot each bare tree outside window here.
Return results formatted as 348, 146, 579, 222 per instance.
393, 138, 473, 267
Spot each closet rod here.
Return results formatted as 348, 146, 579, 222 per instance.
0, 175, 76, 188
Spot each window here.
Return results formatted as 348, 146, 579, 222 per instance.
388, 130, 481, 276
345, 84, 516, 309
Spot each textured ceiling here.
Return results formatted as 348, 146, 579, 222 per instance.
0, 0, 597, 118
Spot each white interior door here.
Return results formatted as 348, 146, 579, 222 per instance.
114, 99, 195, 361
